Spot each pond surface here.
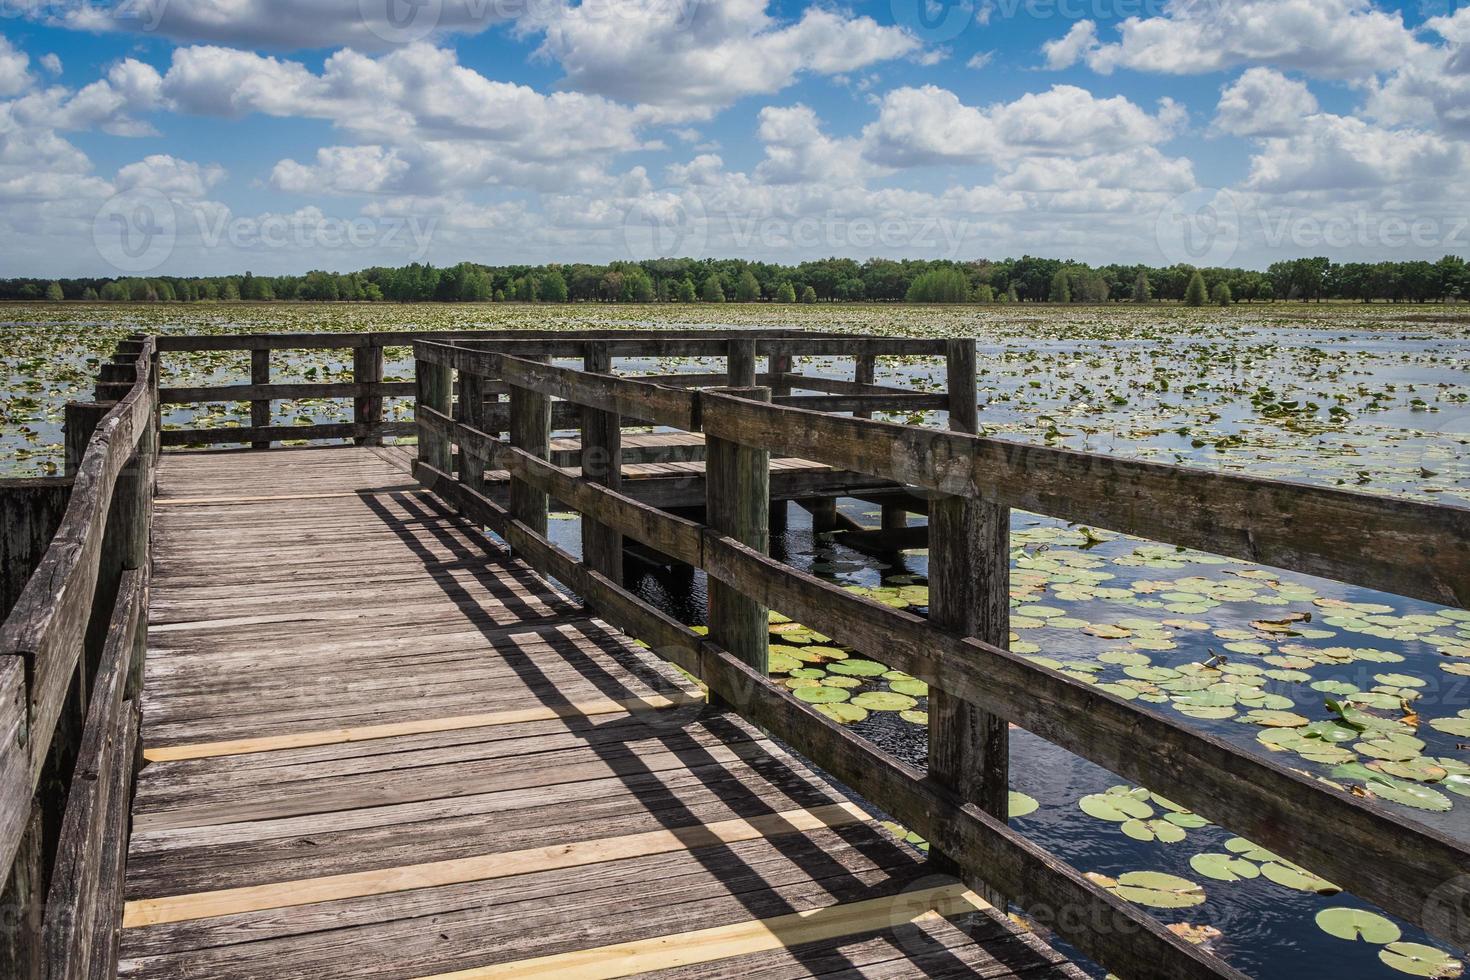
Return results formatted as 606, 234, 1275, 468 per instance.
3, 302, 1470, 978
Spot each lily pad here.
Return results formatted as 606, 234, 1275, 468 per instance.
851, 691, 917, 712
794, 685, 850, 704
1009, 791, 1039, 818
1190, 852, 1260, 881
813, 702, 868, 724
1111, 871, 1206, 909
1379, 942, 1463, 978
1316, 907, 1402, 944
827, 658, 888, 677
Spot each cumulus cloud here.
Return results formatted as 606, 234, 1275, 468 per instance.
1044, 0, 1421, 78
0, 37, 33, 98
861, 84, 1184, 168
115, 154, 226, 198
58, 0, 507, 50
1242, 114, 1462, 193
1363, 10, 1470, 138
534, 0, 918, 119
1212, 68, 1319, 137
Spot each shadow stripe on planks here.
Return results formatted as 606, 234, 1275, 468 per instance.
142, 692, 707, 762
410, 881, 989, 980
122, 802, 871, 928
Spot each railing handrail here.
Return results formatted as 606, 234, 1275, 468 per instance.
411, 335, 1470, 978
0, 335, 157, 974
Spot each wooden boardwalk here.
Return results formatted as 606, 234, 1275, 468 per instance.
117, 447, 1079, 980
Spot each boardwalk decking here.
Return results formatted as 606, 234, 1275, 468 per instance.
118, 446, 1079, 980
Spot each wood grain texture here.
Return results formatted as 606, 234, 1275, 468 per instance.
121, 446, 1070, 980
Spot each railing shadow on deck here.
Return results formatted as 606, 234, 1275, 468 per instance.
354, 484, 1044, 978
405, 333, 1470, 980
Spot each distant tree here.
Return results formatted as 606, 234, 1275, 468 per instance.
82, 286, 99, 302
493, 289, 506, 302
1048, 268, 1071, 303
735, 269, 761, 302
1132, 270, 1151, 303
44, 281, 64, 302
1257, 280, 1273, 303
973, 283, 994, 303
1211, 281, 1232, 306
675, 277, 697, 303
776, 281, 797, 303
1185, 270, 1208, 306
222, 279, 241, 301
800, 285, 817, 304
540, 269, 569, 303
1006, 284, 1019, 303
701, 275, 725, 303
905, 268, 969, 303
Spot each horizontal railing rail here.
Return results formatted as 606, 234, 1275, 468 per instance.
411, 335, 1470, 980
0, 335, 157, 976
156, 329, 949, 452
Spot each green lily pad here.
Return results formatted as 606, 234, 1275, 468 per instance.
794, 685, 850, 704
1121, 818, 1187, 843
1079, 791, 1154, 822
813, 702, 868, 724
889, 678, 929, 697
1190, 852, 1261, 881
1378, 942, 1463, 977
1009, 791, 1039, 818
1316, 907, 1402, 944
851, 691, 917, 712
1111, 871, 1206, 909
1261, 861, 1341, 894
899, 709, 929, 725
828, 659, 888, 677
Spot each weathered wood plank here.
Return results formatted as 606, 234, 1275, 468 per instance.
706, 387, 770, 680
0, 479, 72, 622
700, 392, 1470, 607
579, 343, 623, 584
42, 567, 143, 979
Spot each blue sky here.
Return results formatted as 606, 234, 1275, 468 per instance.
1, 0, 1467, 276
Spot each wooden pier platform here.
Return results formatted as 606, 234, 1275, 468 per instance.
117, 447, 1079, 980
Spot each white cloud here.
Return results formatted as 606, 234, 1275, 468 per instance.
861, 84, 1183, 167
0, 37, 33, 98
1212, 68, 1319, 137
1046, 0, 1421, 78
1363, 10, 1470, 138
1041, 21, 1096, 70
271, 145, 409, 195
115, 154, 226, 198
1243, 114, 1462, 193
40, 54, 62, 76
966, 50, 994, 70
58, 0, 507, 50
534, 0, 918, 119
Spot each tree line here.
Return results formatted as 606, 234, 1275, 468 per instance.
5, 255, 1468, 305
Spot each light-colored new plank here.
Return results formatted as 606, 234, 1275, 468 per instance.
413, 881, 987, 980
142, 692, 706, 762
122, 802, 870, 929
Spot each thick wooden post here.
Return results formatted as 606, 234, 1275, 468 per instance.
727, 337, 756, 387
581, 343, 623, 582
63, 403, 110, 478
854, 353, 876, 421
0, 481, 72, 621
928, 338, 1009, 901
881, 503, 908, 531
768, 352, 793, 398
459, 370, 487, 496
706, 386, 771, 688
508, 362, 551, 539
353, 341, 385, 447
249, 348, 270, 450
807, 497, 838, 533
415, 358, 452, 473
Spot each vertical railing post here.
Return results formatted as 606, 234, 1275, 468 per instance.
706, 386, 771, 687
853, 352, 876, 421
928, 338, 1009, 902
415, 354, 452, 473
768, 350, 793, 398
508, 360, 551, 538
727, 337, 756, 387
581, 343, 623, 582
459, 367, 487, 496
249, 346, 270, 450
353, 338, 384, 447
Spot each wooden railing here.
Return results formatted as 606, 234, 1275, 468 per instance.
412, 335, 1470, 980
0, 335, 158, 977
153, 329, 946, 449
